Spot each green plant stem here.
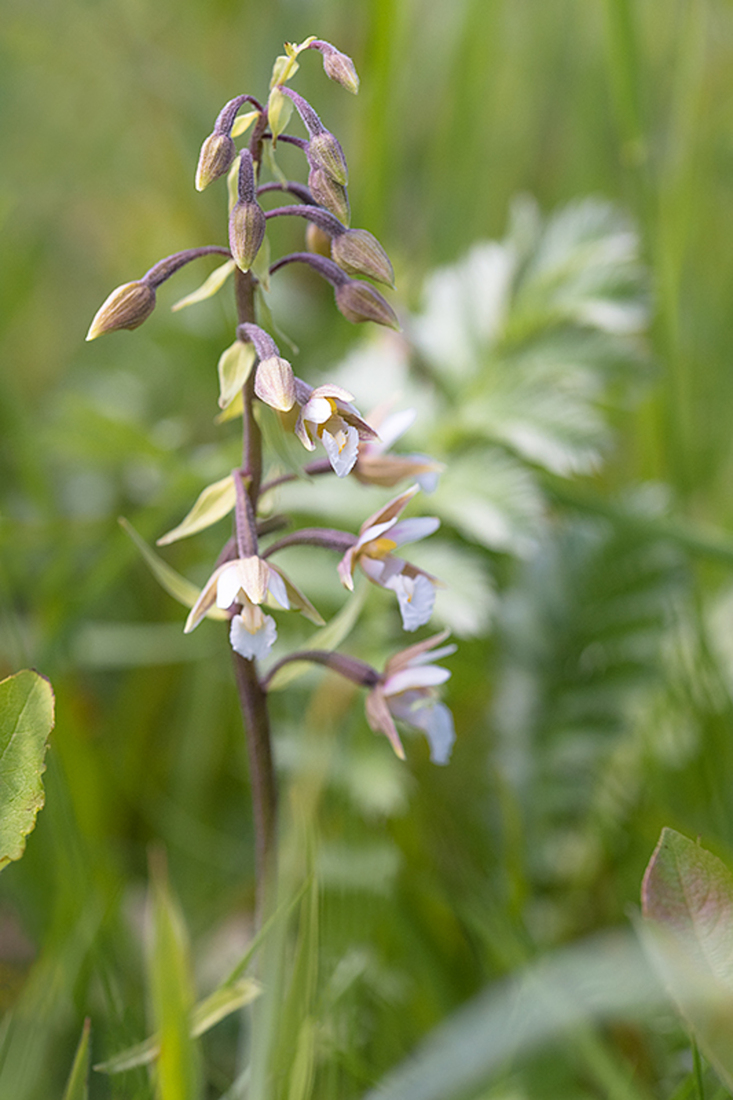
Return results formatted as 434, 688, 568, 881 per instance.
692, 1038, 705, 1100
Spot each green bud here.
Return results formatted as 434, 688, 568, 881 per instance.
308, 131, 348, 185
229, 201, 267, 272
305, 222, 333, 258
331, 229, 394, 287
86, 280, 156, 340
195, 131, 236, 191
335, 280, 399, 330
308, 168, 350, 227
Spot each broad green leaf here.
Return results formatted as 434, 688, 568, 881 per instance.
215, 389, 243, 424
171, 259, 236, 312
218, 340, 256, 410
267, 584, 367, 691
119, 518, 226, 620
270, 53, 299, 89
0, 670, 54, 870
95, 979, 260, 1074
262, 139, 288, 186
148, 853, 201, 1100
157, 475, 236, 546
267, 87, 293, 144
231, 109, 259, 139
251, 234, 271, 293
62, 1018, 91, 1100
227, 154, 240, 214
642, 827, 733, 1091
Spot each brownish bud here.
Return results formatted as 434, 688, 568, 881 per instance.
305, 222, 332, 258
86, 280, 156, 340
308, 131, 348, 185
320, 47, 359, 95
195, 132, 236, 191
331, 229, 394, 287
335, 280, 400, 330
254, 356, 296, 411
308, 168, 350, 226
229, 201, 266, 272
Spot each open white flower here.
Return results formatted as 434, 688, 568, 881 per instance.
338, 485, 440, 631
184, 553, 324, 660
294, 380, 377, 477
365, 631, 456, 764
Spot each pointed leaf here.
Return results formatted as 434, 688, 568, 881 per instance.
214, 389, 243, 424
267, 87, 293, 144
231, 110, 259, 139
171, 260, 236, 312
0, 670, 54, 870
157, 476, 236, 546
642, 827, 733, 1091
119, 518, 226, 620
94, 979, 261, 1074
62, 1018, 91, 1100
251, 234, 271, 293
218, 341, 256, 410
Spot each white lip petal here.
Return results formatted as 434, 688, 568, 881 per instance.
415, 702, 456, 765
229, 611, 278, 660
383, 665, 451, 695
322, 424, 359, 477
387, 573, 435, 631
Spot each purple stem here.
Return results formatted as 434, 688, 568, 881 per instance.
264, 204, 345, 237
261, 528, 356, 559
261, 650, 380, 692
269, 252, 349, 287
142, 247, 232, 288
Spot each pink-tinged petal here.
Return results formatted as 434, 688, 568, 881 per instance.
295, 412, 316, 451
185, 562, 230, 632
339, 408, 379, 441
322, 424, 359, 477
388, 516, 440, 547
230, 609, 278, 660
358, 555, 389, 585
354, 518, 398, 551
357, 484, 420, 538
407, 643, 457, 667
384, 630, 452, 676
383, 664, 452, 695
365, 686, 406, 759
386, 572, 436, 631
301, 395, 334, 425
266, 566, 290, 609
310, 383, 355, 403
338, 548, 356, 590
223, 556, 269, 605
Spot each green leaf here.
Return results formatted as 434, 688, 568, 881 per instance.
231, 109, 259, 139
118, 517, 226, 620
267, 87, 293, 144
217, 340, 256, 410
157, 475, 236, 546
62, 1018, 91, 1100
171, 259, 236, 312
266, 583, 367, 691
251, 234, 271, 293
0, 670, 54, 871
148, 852, 201, 1100
95, 978, 260, 1074
642, 827, 733, 1091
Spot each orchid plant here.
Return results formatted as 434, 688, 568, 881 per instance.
86, 37, 455, 902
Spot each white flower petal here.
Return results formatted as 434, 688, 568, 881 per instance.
413, 702, 456, 765
266, 566, 290, 609
322, 424, 359, 478
216, 562, 243, 609
388, 516, 440, 547
383, 665, 451, 695
377, 408, 417, 451
301, 395, 334, 425
229, 611, 278, 660
387, 573, 436, 631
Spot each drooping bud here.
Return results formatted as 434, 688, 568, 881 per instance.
229, 150, 266, 271
331, 229, 394, 286
308, 168, 350, 226
254, 356, 296, 412
195, 131, 236, 191
309, 41, 360, 94
306, 222, 332, 257
335, 280, 400, 330
86, 281, 156, 340
307, 131, 348, 186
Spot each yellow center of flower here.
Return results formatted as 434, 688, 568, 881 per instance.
368, 537, 397, 559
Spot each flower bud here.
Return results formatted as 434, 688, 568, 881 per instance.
254, 356, 296, 411
335, 281, 399, 329
86, 280, 156, 340
308, 131, 348, 185
331, 229, 394, 287
308, 168, 350, 226
305, 222, 333, 258
320, 46, 359, 94
195, 131, 236, 191
229, 200, 266, 272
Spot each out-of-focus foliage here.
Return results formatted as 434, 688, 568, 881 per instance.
4, 0, 733, 1097
0, 671, 54, 870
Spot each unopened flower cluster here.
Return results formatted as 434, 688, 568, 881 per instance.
87, 37, 455, 764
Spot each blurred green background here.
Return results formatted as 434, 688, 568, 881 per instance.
4, 0, 733, 1096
